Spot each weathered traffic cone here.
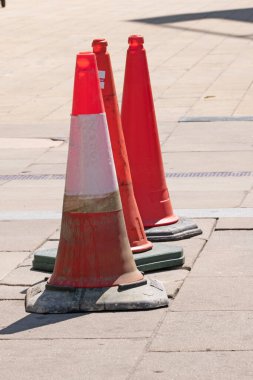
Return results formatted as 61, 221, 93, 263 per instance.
121, 35, 202, 241
92, 38, 152, 253
92, 38, 185, 270
26, 52, 168, 313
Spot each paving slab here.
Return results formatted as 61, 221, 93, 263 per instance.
0, 339, 146, 380
0, 185, 63, 211
0, 252, 30, 280
0, 160, 33, 174
216, 217, 253, 230
167, 176, 253, 192
171, 276, 253, 311
0, 186, 63, 199
0, 265, 50, 286
35, 150, 68, 164
190, 230, 253, 277
0, 199, 63, 212
4, 179, 65, 189
23, 163, 67, 175
132, 351, 253, 380
0, 285, 27, 300
164, 122, 253, 152
170, 190, 245, 208
0, 220, 59, 251
163, 151, 253, 172
150, 311, 253, 352
191, 249, 253, 277
0, 300, 165, 339
0, 123, 69, 139
202, 230, 253, 254
0, 138, 62, 149
0, 148, 48, 160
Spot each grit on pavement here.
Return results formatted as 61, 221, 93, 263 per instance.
1, 1, 253, 379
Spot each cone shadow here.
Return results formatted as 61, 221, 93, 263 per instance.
0, 312, 89, 335
130, 8, 253, 25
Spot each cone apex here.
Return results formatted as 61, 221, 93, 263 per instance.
92, 39, 108, 53
72, 52, 104, 116
76, 52, 95, 69
128, 35, 144, 48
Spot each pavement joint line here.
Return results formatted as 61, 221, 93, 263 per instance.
181, 219, 212, 272
179, 116, 253, 122
125, 303, 168, 380
0, 338, 148, 341
0, 250, 32, 253
0, 284, 27, 287
216, 228, 253, 230
1, 171, 253, 182
147, 349, 253, 353
0, 299, 23, 301
0, 283, 34, 287
1, 208, 253, 220
177, 275, 253, 278
177, 209, 253, 218
170, 310, 253, 313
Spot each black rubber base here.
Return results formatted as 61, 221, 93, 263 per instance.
25, 278, 169, 313
145, 218, 202, 242
32, 243, 184, 273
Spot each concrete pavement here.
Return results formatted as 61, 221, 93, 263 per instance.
0, 0, 253, 379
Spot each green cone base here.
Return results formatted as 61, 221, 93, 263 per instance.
25, 278, 169, 313
145, 218, 202, 242
32, 243, 184, 273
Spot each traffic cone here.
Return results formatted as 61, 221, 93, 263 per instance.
92, 38, 185, 269
92, 38, 152, 253
121, 35, 202, 241
26, 52, 168, 313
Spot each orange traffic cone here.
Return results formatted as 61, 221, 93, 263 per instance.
25, 52, 168, 313
92, 38, 152, 254
121, 35, 202, 241
91, 38, 185, 271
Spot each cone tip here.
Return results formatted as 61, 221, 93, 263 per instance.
76, 52, 96, 70
92, 39, 108, 53
72, 51, 104, 115
128, 35, 144, 47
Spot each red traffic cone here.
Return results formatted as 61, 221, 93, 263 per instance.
121, 35, 202, 241
92, 38, 152, 254
26, 52, 168, 313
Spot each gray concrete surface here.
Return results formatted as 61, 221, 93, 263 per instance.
1, 0, 253, 379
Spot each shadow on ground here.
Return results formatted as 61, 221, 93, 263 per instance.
0, 312, 88, 335
131, 8, 253, 25
129, 8, 253, 40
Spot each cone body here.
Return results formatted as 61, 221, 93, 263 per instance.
49, 52, 143, 289
93, 40, 152, 253
121, 36, 179, 228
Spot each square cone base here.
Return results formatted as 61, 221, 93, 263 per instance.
32, 244, 184, 273
145, 218, 202, 242
25, 278, 169, 313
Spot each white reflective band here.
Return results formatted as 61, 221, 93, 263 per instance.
98, 71, 106, 79
98, 71, 105, 89
65, 114, 118, 197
